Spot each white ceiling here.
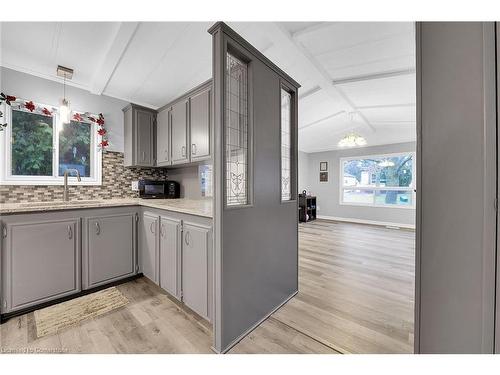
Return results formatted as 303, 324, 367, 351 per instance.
0, 21, 416, 153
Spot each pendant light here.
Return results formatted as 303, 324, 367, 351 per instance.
57, 65, 73, 126
338, 112, 367, 148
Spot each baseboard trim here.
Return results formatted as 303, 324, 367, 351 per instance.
218, 290, 299, 354
316, 215, 415, 230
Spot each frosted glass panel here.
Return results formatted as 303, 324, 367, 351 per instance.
225, 53, 249, 206
281, 89, 292, 201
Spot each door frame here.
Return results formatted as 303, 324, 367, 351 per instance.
415, 22, 498, 354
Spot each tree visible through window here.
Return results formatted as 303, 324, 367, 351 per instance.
3, 103, 101, 185
11, 110, 53, 176
341, 153, 415, 207
58, 120, 91, 177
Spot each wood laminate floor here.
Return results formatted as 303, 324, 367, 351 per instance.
0, 220, 414, 354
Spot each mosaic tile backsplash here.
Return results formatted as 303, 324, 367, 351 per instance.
0, 151, 168, 204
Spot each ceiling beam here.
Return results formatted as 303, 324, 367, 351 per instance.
299, 110, 346, 131
332, 68, 416, 86
298, 85, 321, 100
291, 22, 333, 40
269, 22, 376, 133
90, 22, 139, 95
356, 103, 415, 110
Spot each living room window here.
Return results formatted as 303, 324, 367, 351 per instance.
0, 102, 102, 185
340, 152, 415, 208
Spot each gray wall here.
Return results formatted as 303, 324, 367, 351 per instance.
0, 67, 129, 152
416, 22, 496, 353
298, 150, 310, 193
168, 165, 203, 199
300, 142, 416, 226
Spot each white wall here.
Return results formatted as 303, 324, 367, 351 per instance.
300, 142, 416, 227
0, 67, 130, 152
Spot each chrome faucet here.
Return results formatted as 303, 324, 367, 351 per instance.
63, 169, 81, 201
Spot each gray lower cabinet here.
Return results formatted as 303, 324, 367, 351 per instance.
83, 212, 137, 289
189, 87, 211, 162
141, 212, 159, 284
123, 104, 157, 167
156, 108, 171, 166
1, 217, 81, 314
171, 99, 190, 165
182, 222, 211, 320
159, 216, 181, 299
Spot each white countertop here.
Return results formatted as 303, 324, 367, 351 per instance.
0, 198, 213, 218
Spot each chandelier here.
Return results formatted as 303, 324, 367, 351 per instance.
338, 132, 367, 148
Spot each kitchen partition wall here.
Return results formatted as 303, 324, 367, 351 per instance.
209, 22, 300, 353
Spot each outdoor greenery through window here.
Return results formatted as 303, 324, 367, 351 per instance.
2, 104, 101, 185
58, 120, 91, 177
11, 110, 54, 176
340, 153, 415, 208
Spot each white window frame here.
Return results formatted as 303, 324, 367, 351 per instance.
0, 102, 102, 186
339, 151, 416, 209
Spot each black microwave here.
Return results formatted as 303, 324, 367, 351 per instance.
138, 179, 180, 199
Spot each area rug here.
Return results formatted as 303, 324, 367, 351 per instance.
34, 287, 129, 338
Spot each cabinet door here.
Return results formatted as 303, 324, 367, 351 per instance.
156, 108, 170, 166
159, 216, 181, 299
182, 222, 210, 319
2, 219, 80, 313
190, 88, 211, 161
171, 99, 189, 165
141, 212, 159, 284
86, 214, 136, 289
136, 109, 155, 166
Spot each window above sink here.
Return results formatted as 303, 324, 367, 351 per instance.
0, 100, 102, 186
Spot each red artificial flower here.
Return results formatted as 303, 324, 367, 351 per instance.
97, 128, 107, 136
42, 107, 52, 117
96, 118, 104, 125
88, 116, 96, 123
100, 140, 109, 148
73, 113, 83, 122
1, 93, 16, 105
24, 101, 35, 112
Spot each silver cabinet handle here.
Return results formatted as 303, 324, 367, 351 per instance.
150, 221, 155, 235
95, 222, 100, 235
67, 225, 73, 240
181, 146, 186, 157
191, 143, 197, 155
184, 231, 190, 246
142, 151, 145, 161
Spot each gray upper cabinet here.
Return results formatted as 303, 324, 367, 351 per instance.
84, 212, 137, 289
156, 108, 170, 166
182, 222, 211, 320
189, 87, 211, 162
123, 104, 156, 167
171, 99, 189, 165
159, 215, 181, 299
141, 212, 159, 284
1, 217, 81, 313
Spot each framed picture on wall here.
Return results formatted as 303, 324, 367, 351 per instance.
319, 172, 328, 182
320, 161, 328, 171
